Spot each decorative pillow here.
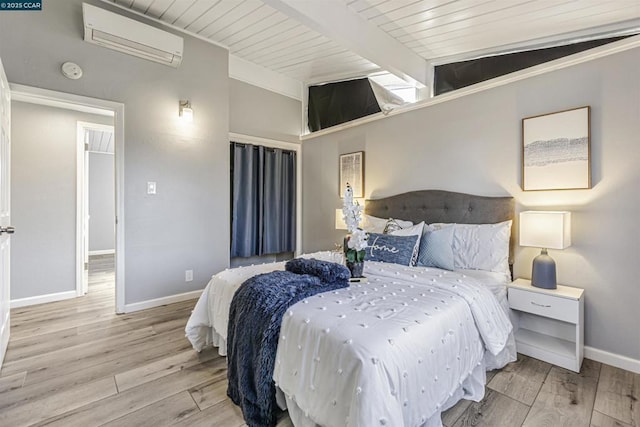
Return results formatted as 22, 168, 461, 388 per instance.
366, 233, 419, 266
361, 214, 388, 233
416, 225, 455, 270
361, 214, 412, 234
451, 220, 512, 275
389, 222, 425, 266
383, 219, 403, 234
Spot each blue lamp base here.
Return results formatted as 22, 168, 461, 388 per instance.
531, 248, 557, 289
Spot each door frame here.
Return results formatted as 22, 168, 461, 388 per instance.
11, 84, 126, 313
77, 121, 115, 296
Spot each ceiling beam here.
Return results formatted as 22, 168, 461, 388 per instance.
229, 55, 303, 101
261, 0, 430, 87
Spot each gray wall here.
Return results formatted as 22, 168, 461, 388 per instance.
229, 78, 301, 143
0, 0, 229, 304
302, 48, 640, 361
10, 102, 111, 299
229, 78, 301, 267
89, 152, 115, 253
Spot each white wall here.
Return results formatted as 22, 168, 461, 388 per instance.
10, 102, 112, 300
0, 0, 229, 305
301, 48, 640, 362
88, 151, 115, 253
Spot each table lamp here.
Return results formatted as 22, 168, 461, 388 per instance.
519, 211, 571, 289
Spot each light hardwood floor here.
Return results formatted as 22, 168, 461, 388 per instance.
0, 255, 637, 426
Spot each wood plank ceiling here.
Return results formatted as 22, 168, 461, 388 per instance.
110, 0, 640, 94
86, 129, 114, 154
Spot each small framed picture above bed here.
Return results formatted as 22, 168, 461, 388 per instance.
522, 106, 591, 191
339, 151, 364, 198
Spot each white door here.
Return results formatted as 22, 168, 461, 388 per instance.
0, 57, 13, 367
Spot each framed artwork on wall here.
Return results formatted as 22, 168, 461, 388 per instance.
522, 106, 591, 191
339, 151, 364, 198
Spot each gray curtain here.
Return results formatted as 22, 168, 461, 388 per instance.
231, 142, 296, 257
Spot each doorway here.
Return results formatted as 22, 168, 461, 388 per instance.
77, 122, 115, 297
10, 84, 125, 313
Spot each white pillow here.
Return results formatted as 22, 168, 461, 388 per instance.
361, 214, 412, 234
449, 221, 512, 275
390, 222, 425, 266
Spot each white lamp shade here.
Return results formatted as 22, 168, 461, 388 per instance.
180, 106, 193, 122
335, 209, 347, 230
520, 211, 571, 249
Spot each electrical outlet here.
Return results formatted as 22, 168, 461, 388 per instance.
147, 181, 157, 195
185, 269, 193, 282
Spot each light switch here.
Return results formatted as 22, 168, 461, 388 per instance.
147, 182, 157, 195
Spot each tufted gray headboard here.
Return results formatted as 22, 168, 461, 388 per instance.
365, 189, 515, 265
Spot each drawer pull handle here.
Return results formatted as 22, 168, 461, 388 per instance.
531, 301, 551, 308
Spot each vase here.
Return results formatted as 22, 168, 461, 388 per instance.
346, 261, 364, 278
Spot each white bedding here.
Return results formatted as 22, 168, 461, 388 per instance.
185, 253, 516, 427
185, 252, 339, 355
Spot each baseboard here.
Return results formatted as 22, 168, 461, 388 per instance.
122, 289, 203, 313
11, 290, 77, 308
89, 249, 115, 256
585, 346, 640, 374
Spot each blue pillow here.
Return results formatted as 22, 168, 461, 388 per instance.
417, 226, 455, 270
366, 233, 419, 266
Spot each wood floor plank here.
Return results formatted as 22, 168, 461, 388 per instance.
189, 373, 228, 410
22, 328, 188, 385
115, 347, 219, 392
452, 388, 530, 427
0, 337, 193, 412
9, 309, 121, 339
100, 391, 199, 427
4, 321, 134, 364
0, 376, 117, 426
151, 316, 190, 334
487, 354, 552, 405
2, 326, 157, 377
172, 399, 246, 427
591, 410, 633, 427
0, 370, 26, 393
5, 304, 192, 364
593, 364, 640, 426
38, 358, 227, 426
523, 360, 601, 427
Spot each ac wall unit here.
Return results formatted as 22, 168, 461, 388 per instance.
83, 3, 183, 68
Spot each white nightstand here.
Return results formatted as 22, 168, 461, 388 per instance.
508, 278, 584, 372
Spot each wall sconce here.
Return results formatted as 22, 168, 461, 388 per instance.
179, 100, 193, 122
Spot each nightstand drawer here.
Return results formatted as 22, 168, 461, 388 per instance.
508, 288, 578, 324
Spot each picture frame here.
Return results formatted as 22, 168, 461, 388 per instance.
339, 151, 364, 198
522, 106, 591, 191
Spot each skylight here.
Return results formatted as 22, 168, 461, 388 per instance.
368, 72, 418, 103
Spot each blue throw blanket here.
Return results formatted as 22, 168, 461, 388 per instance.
227, 258, 350, 427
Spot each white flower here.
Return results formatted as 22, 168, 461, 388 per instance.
348, 228, 368, 251
342, 184, 368, 251
342, 184, 363, 234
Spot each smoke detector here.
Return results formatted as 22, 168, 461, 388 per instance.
61, 62, 83, 80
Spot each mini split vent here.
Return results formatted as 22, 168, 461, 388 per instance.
82, 3, 183, 68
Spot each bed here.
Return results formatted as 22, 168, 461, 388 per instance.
186, 190, 517, 427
